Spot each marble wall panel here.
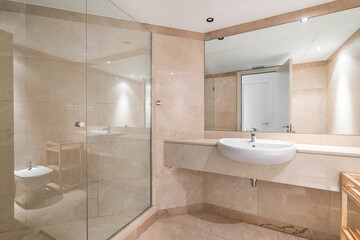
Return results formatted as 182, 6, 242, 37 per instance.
204, 173, 257, 215
152, 33, 205, 209
205, 78, 214, 130
213, 75, 237, 131
292, 62, 327, 134
203, 172, 360, 237
0, 28, 14, 223
257, 181, 331, 233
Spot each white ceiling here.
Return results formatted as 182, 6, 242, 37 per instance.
111, 0, 334, 33
205, 7, 360, 75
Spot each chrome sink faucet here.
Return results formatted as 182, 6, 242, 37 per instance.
250, 128, 258, 142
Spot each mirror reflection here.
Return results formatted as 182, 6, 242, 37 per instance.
205, 7, 360, 135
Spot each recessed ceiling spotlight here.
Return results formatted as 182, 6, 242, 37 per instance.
300, 17, 309, 23
206, 17, 214, 23
315, 46, 324, 52
130, 75, 134, 78
106, 61, 111, 64
170, 72, 174, 75
218, 37, 224, 40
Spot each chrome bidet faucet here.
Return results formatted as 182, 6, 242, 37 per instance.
250, 128, 258, 142
27, 161, 32, 170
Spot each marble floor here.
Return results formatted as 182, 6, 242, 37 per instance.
137, 212, 306, 240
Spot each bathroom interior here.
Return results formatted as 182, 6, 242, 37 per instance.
0, 0, 359, 239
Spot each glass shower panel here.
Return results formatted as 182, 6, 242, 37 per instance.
0, 0, 151, 239
86, 1, 152, 239
0, 0, 87, 239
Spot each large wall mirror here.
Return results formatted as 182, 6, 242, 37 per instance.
205, 7, 360, 135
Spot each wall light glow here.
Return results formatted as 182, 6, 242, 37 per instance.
331, 54, 355, 134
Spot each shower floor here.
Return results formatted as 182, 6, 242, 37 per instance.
137, 212, 306, 240
0, 187, 143, 240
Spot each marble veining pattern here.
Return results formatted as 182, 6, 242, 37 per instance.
137, 212, 306, 240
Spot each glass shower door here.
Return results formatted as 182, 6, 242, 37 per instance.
0, 0, 88, 239
0, 0, 151, 239
86, 1, 152, 239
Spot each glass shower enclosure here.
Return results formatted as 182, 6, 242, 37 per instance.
0, 0, 151, 239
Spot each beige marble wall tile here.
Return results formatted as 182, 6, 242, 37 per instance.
0, 37, 14, 222
24, 58, 86, 103
96, 139, 150, 181
0, 9, 26, 58
0, 55, 13, 102
13, 57, 25, 102
292, 62, 327, 90
0, 100, 14, 148
98, 178, 150, 218
156, 71, 204, 107
152, 32, 205, 210
152, 34, 204, 73
257, 181, 331, 233
202, 172, 342, 237
214, 76, 237, 112
213, 75, 237, 131
204, 173, 257, 215
157, 169, 204, 210
157, 203, 204, 219
292, 88, 327, 134
292, 62, 327, 134
213, 111, 237, 131
205, 78, 214, 130
25, 13, 86, 63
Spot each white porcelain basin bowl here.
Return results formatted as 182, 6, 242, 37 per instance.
217, 138, 296, 165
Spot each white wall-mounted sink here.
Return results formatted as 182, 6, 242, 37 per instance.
217, 138, 296, 165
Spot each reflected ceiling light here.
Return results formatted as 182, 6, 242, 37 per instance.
130, 75, 134, 78
206, 17, 214, 22
170, 72, 174, 75
218, 37, 224, 40
315, 46, 324, 52
300, 17, 309, 23
106, 61, 111, 64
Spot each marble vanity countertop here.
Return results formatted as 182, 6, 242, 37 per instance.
164, 138, 360, 158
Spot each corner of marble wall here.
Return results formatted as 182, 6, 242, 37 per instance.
0, 29, 14, 222
151, 31, 205, 209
